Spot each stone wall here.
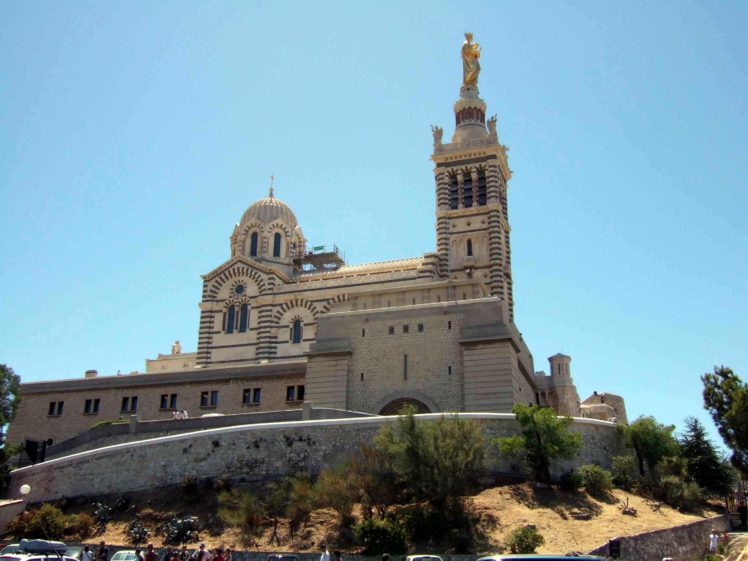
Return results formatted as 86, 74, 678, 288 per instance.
10, 414, 623, 504
587, 513, 730, 561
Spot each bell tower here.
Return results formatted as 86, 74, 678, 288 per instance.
431, 33, 515, 319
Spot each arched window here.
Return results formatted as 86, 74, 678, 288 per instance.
291, 319, 303, 344
273, 233, 282, 257
225, 305, 236, 334
250, 232, 258, 256
467, 239, 473, 257
238, 303, 249, 333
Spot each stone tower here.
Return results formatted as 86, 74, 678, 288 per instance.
431, 39, 515, 319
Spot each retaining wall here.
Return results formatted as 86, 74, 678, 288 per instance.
10, 414, 623, 504
588, 513, 730, 561
46, 408, 375, 459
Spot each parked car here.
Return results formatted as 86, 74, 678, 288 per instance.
478, 553, 605, 561
110, 552, 139, 561
266, 555, 300, 561
0, 541, 76, 561
406, 556, 444, 561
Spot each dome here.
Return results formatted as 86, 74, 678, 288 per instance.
239, 188, 299, 229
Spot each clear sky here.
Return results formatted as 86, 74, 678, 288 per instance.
1, 2, 746, 446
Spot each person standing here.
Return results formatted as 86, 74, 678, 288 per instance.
709, 529, 720, 553
82, 546, 94, 561
96, 542, 109, 561
320, 545, 330, 561
135, 550, 145, 561
144, 544, 158, 561
191, 544, 210, 561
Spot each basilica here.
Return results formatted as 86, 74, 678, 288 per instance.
9, 35, 626, 447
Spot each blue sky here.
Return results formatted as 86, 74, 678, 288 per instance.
1, 1, 746, 446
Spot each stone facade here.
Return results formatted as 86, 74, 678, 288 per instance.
11, 414, 624, 504
8, 38, 625, 448
10, 363, 305, 444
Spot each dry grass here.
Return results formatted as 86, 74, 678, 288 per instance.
62, 482, 720, 554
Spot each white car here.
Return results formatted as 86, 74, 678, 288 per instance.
406, 556, 443, 561
111, 552, 139, 561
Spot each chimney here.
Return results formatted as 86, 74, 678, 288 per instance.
84, 369, 98, 378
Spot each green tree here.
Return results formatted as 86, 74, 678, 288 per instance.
313, 463, 359, 527
217, 488, 265, 547
0, 364, 21, 488
497, 404, 582, 484
702, 366, 748, 475
0, 364, 21, 431
623, 416, 679, 477
264, 479, 290, 545
374, 410, 485, 510
286, 474, 314, 538
678, 416, 734, 495
350, 444, 399, 518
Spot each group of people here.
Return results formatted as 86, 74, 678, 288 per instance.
80, 542, 231, 561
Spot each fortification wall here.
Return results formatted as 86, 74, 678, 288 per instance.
11, 414, 624, 504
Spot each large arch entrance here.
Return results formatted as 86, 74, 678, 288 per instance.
379, 398, 431, 416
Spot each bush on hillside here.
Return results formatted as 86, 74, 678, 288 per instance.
353, 517, 407, 554
66, 512, 96, 539
92, 501, 113, 529
578, 464, 614, 497
127, 519, 150, 545
160, 515, 201, 545
7, 503, 67, 539
506, 525, 545, 554
654, 475, 702, 511
612, 455, 637, 489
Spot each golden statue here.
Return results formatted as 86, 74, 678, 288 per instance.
462, 32, 481, 86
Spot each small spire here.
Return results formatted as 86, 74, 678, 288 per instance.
269, 174, 275, 197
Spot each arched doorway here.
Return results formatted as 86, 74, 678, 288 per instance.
379, 398, 431, 416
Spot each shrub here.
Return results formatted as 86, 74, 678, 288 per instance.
506, 525, 545, 554
218, 489, 264, 547
559, 469, 583, 492
160, 515, 201, 545
578, 464, 614, 497
353, 517, 407, 554
7, 503, 67, 539
127, 519, 150, 545
66, 512, 96, 539
612, 455, 637, 489
92, 501, 113, 529
655, 475, 702, 511
287, 475, 314, 538
314, 464, 359, 527
579, 464, 613, 497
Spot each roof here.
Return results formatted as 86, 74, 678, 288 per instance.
239, 192, 299, 228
